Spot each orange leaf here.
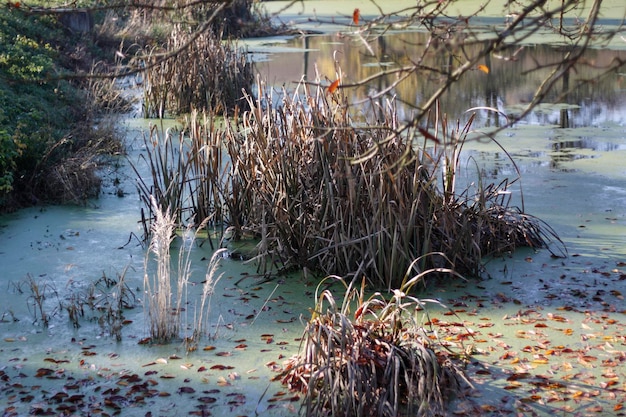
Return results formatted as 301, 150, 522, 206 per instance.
477, 64, 490, 74
352, 8, 360, 25
327, 78, 340, 95
14, 2, 20, 8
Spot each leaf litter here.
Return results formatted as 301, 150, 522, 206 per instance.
439, 255, 626, 416
2, 221, 625, 417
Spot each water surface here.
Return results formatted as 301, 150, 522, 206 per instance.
2, 3, 626, 416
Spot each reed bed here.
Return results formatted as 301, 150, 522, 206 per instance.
137, 81, 564, 289
281, 275, 467, 417
132, 125, 189, 234
142, 25, 253, 118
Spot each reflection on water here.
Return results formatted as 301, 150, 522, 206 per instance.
253, 32, 626, 129
252, 30, 626, 183
252, 28, 626, 255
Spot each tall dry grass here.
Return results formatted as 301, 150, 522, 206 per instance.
144, 196, 178, 342
137, 80, 564, 289
143, 195, 225, 344
281, 273, 468, 417
142, 25, 253, 118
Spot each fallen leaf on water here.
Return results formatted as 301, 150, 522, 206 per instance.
35, 368, 54, 378
211, 364, 234, 370
156, 358, 168, 364
44, 358, 69, 364
521, 395, 543, 403
198, 396, 217, 404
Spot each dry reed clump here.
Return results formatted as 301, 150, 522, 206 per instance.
143, 196, 178, 342
32, 121, 124, 205
132, 125, 189, 236
138, 81, 564, 289
216, 83, 564, 287
143, 195, 225, 344
142, 24, 253, 118
281, 276, 468, 417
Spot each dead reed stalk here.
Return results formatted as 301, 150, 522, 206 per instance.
144, 196, 178, 342
143, 195, 224, 343
142, 24, 252, 118
281, 275, 468, 417
138, 80, 564, 289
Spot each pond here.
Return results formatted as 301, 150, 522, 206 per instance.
2, 2, 626, 416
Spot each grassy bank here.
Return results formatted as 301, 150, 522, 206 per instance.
0, 5, 110, 209
0, 0, 283, 211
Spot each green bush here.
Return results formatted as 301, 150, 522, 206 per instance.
0, 7, 86, 206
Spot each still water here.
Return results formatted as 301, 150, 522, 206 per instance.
1, 4, 626, 416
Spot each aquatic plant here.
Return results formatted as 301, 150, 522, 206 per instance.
137, 80, 564, 289
11, 274, 59, 327
281, 273, 468, 417
141, 24, 253, 117
61, 268, 137, 339
143, 196, 225, 343
186, 247, 226, 352
143, 196, 178, 342
132, 124, 189, 235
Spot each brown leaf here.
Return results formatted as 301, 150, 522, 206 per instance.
198, 396, 217, 404
210, 364, 234, 370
